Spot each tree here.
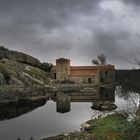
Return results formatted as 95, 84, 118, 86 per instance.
40, 62, 53, 72
92, 53, 107, 65
92, 59, 100, 65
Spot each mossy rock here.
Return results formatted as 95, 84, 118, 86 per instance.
91, 101, 117, 111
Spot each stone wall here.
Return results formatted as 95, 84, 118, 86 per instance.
99, 87, 115, 101
100, 70, 115, 84
69, 76, 95, 84
54, 58, 115, 84
56, 58, 70, 80
70, 68, 97, 76
69, 68, 100, 84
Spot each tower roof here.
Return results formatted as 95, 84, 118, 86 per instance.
56, 58, 70, 62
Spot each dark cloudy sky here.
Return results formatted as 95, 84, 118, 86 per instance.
0, 0, 140, 69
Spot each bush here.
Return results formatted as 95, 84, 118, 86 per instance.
40, 62, 53, 72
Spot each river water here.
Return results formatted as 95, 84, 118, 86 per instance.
0, 87, 140, 140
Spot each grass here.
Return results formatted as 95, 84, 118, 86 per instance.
0, 60, 49, 102
25, 65, 49, 83
0, 61, 24, 82
42, 113, 140, 140
0, 60, 49, 86
86, 114, 132, 140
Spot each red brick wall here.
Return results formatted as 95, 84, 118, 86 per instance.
70, 69, 98, 76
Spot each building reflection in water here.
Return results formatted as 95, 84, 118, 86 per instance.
0, 87, 116, 119
53, 86, 116, 113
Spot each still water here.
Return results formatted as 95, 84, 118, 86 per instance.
0, 87, 140, 140
0, 100, 94, 140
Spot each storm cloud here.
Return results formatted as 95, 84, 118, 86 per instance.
0, 0, 140, 69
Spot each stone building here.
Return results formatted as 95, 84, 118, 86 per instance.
52, 58, 115, 84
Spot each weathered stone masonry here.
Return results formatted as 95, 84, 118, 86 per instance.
52, 58, 115, 84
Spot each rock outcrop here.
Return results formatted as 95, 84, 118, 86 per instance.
91, 101, 117, 111
0, 46, 54, 102
0, 46, 41, 67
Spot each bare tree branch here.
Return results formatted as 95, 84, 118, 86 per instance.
97, 54, 107, 65
92, 53, 107, 65
92, 59, 100, 65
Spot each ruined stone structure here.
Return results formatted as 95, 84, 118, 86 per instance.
52, 58, 115, 84
55, 58, 70, 80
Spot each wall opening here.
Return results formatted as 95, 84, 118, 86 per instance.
54, 73, 56, 79
105, 71, 108, 75
101, 78, 104, 83
88, 78, 91, 83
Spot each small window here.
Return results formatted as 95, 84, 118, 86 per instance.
101, 78, 104, 82
105, 71, 108, 75
105, 94, 108, 98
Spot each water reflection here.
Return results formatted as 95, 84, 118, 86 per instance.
115, 86, 140, 116
53, 87, 116, 113
1, 85, 138, 119
0, 99, 47, 120
56, 93, 71, 113
0, 85, 140, 140
0, 87, 116, 121
115, 70, 140, 117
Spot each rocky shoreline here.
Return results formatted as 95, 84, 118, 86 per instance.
0, 85, 49, 102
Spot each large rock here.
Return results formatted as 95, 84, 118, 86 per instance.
0, 50, 5, 59
0, 46, 41, 67
6, 50, 41, 67
0, 46, 8, 59
0, 47, 52, 103
91, 101, 117, 111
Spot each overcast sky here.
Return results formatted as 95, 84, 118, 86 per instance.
0, 0, 140, 69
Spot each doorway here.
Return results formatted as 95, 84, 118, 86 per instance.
54, 73, 56, 79
88, 78, 91, 83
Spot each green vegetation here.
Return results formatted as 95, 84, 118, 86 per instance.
25, 65, 49, 84
0, 63, 11, 83
43, 113, 140, 140
0, 59, 49, 85
0, 59, 51, 102
86, 114, 135, 140
0, 47, 55, 102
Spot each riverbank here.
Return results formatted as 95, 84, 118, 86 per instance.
0, 95, 49, 104
42, 112, 140, 140
0, 85, 50, 103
